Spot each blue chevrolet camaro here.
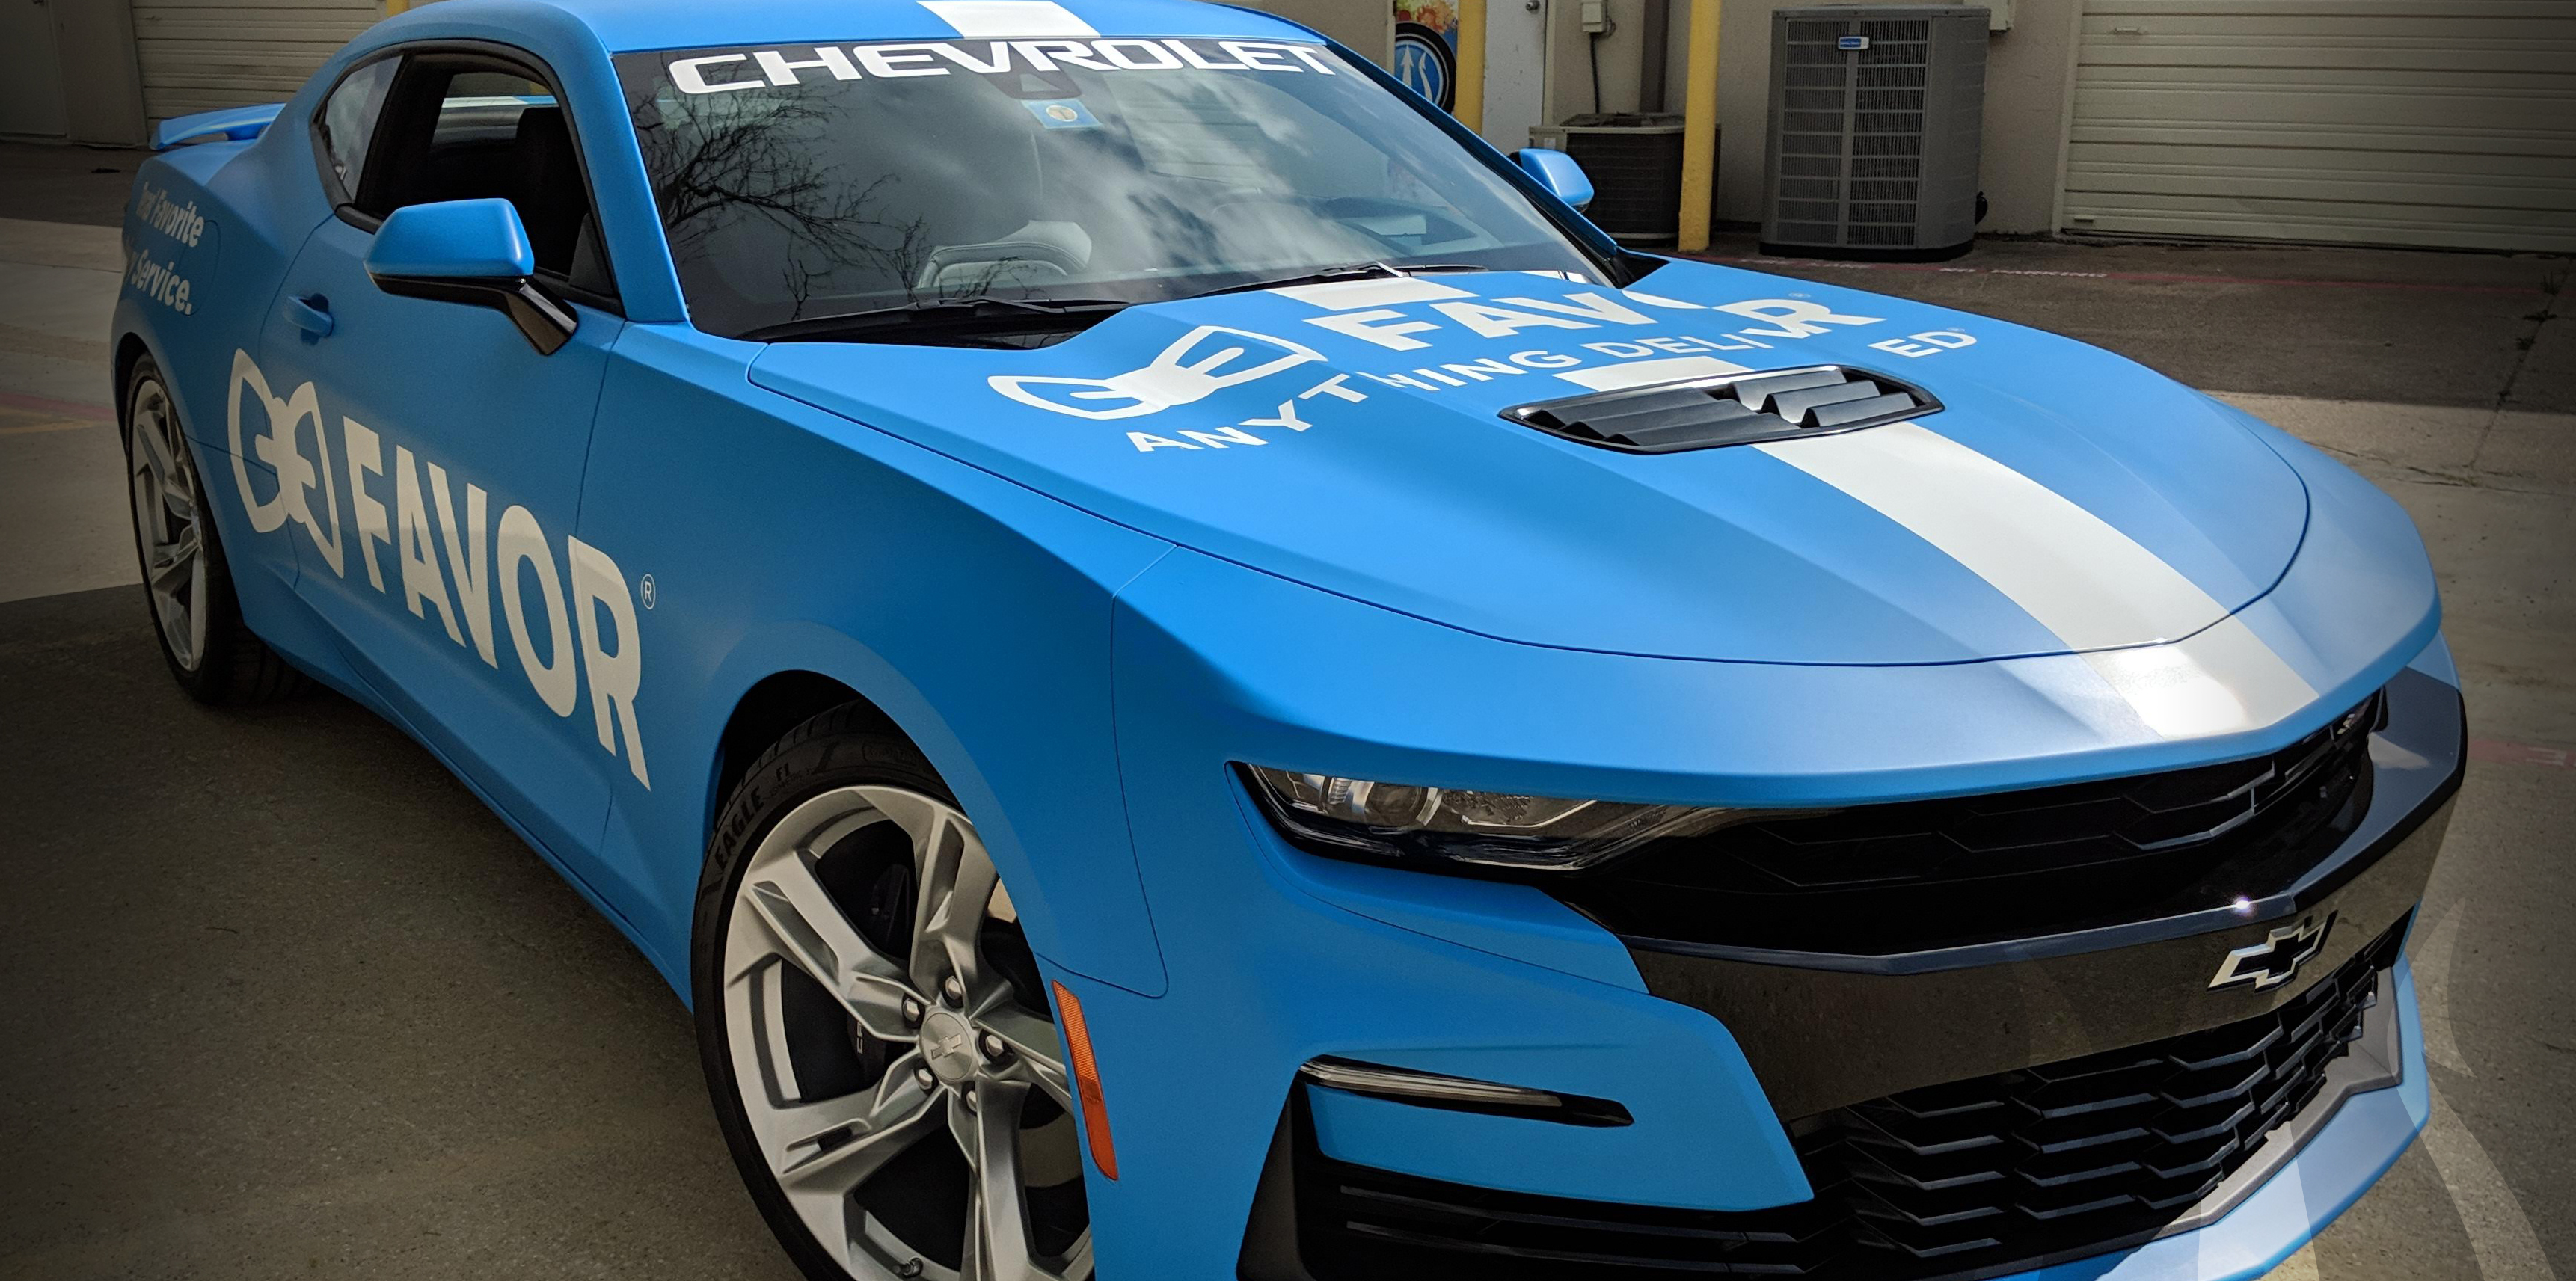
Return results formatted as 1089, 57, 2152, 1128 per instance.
113, 1, 2462, 1277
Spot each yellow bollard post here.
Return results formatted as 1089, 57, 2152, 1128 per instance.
1677, 0, 1723, 252
1456, 0, 1486, 135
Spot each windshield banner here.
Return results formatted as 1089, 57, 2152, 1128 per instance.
665, 39, 1341, 93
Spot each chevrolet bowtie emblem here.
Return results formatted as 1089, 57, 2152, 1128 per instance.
2209, 912, 2336, 992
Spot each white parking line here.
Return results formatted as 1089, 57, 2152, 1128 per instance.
2414, 897, 2558, 1281
2426, 1087, 2559, 1280
2268, 1244, 2324, 1281
2417, 903, 2476, 1077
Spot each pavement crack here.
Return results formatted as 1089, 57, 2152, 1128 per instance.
2310, 442, 2570, 497
2508, 272, 2568, 406
2471, 264, 2570, 470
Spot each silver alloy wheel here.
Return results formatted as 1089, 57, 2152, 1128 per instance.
724, 785, 1093, 1281
127, 377, 209, 671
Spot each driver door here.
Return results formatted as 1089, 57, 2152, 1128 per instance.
258, 49, 636, 885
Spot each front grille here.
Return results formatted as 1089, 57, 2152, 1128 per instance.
1292, 921, 2407, 1281
1560, 692, 2383, 955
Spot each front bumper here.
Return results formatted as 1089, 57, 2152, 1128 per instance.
1258, 912, 2429, 1280
2064, 955, 2429, 1281
1071, 548, 2456, 1279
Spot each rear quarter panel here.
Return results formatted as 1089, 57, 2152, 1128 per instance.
116, 100, 337, 449
116, 123, 345, 674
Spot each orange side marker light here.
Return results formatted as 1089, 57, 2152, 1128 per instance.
1052, 980, 1118, 1180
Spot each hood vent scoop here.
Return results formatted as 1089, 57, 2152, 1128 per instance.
1503, 364, 1939, 455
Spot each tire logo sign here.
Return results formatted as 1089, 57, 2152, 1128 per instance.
1393, 21, 1456, 112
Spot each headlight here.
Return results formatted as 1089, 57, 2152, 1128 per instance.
1239, 764, 1745, 874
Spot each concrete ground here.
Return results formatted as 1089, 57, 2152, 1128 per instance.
1, 141, 2569, 1280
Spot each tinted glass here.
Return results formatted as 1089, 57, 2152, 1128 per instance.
361, 57, 613, 295
615, 39, 1601, 337
432, 70, 556, 149
318, 57, 398, 197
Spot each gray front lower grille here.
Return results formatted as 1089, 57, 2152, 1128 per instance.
1502, 364, 1939, 454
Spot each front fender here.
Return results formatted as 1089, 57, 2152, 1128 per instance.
580, 323, 1176, 1002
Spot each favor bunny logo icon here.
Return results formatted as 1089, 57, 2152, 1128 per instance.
990, 325, 1323, 420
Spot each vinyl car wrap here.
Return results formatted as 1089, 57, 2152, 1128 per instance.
753, 272, 2328, 663
109, 1, 2457, 1277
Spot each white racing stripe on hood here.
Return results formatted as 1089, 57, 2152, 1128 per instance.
2079, 621, 2320, 740
1272, 277, 1476, 308
919, 0, 1097, 37
1757, 422, 2317, 739
1554, 355, 1752, 390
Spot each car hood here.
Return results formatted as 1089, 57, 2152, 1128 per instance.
748, 260, 2309, 666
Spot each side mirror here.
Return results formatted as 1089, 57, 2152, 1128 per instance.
1514, 147, 1595, 213
365, 198, 577, 355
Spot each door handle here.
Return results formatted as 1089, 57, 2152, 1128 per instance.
282, 293, 334, 338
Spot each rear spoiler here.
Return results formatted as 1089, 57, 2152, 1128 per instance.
152, 104, 283, 150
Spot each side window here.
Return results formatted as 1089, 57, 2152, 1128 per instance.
354, 54, 619, 304
316, 57, 399, 203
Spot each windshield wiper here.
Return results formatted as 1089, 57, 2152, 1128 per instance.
741, 295, 1131, 343
1186, 261, 1486, 301
741, 265, 1494, 342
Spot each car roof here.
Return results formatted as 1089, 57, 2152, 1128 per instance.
393, 0, 1319, 56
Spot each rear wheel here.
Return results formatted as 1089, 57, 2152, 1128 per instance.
698, 711, 1093, 1281
123, 355, 300, 704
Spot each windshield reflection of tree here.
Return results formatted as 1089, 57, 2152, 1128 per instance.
1087, 74, 1387, 276
632, 66, 1482, 322
634, 90, 932, 316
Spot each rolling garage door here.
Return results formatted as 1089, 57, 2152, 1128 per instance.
2064, 1, 2576, 252
130, 0, 385, 123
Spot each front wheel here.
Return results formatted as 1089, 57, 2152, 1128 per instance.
697, 710, 1093, 1281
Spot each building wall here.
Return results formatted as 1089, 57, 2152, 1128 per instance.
70, 0, 2079, 236
57, 3, 150, 147
1, 2, 148, 145
1711, 1, 2076, 234
130, 0, 385, 123
1234, 0, 1395, 61
1524, 0, 2078, 236
1542, 0, 1678, 123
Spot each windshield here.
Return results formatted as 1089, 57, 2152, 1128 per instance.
614, 38, 1604, 338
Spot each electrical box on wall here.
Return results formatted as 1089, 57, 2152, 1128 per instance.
1984, 1, 2011, 30
1579, 0, 1612, 34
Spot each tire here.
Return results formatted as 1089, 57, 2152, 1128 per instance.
696, 706, 1094, 1281
122, 354, 302, 705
